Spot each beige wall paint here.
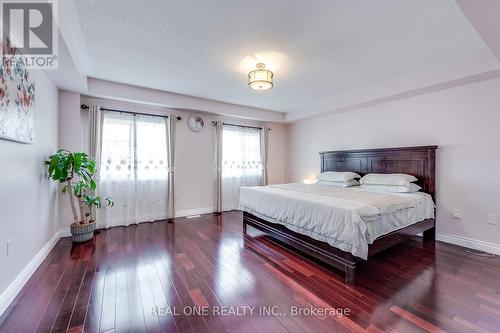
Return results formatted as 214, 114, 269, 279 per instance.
173, 111, 286, 213
58, 91, 82, 229
286, 77, 500, 246
0, 71, 59, 297
79, 97, 286, 218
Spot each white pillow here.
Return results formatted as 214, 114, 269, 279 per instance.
317, 171, 361, 182
360, 173, 417, 186
361, 183, 422, 193
317, 179, 360, 188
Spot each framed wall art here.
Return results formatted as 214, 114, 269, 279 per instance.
0, 41, 35, 144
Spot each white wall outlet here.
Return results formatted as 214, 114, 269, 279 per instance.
451, 208, 462, 220
6, 239, 13, 257
488, 214, 497, 225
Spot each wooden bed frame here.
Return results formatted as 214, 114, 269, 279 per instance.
243, 145, 437, 284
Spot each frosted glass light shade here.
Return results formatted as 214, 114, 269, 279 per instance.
248, 63, 273, 91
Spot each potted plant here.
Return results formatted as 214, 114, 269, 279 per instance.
45, 149, 113, 242
69, 179, 114, 242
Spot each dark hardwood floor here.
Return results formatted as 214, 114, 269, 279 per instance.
1, 211, 499, 333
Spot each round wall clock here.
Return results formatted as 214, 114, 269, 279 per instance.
187, 115, 204, 133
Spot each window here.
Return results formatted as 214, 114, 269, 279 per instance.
100, 112, 168, 181
222, 125, 262, 178
135, 116, 168, 180
99, 111, 169, 227
221, 124, 263, 209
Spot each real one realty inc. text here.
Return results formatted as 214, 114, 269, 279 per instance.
152, 305, 351, 318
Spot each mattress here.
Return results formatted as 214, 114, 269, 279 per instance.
239, 183, 435, 259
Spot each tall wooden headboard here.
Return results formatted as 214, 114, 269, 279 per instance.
320, 146, 437, 199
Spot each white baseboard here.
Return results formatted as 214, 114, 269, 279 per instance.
59, 227, 71, 237
175, 206, 214, 218
437, 233, 500, 255
173, 206, 240, 219
0, 228, 69, 317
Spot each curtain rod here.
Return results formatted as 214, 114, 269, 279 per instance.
81, 104, 182, 120
211, 121, 271, 131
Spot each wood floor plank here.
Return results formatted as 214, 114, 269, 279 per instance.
1, 211, 499, 333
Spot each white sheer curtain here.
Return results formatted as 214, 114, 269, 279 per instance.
221, 125, 262, 210
98, 111, 169, 228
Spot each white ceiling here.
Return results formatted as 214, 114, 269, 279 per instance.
73, 0, 499, 119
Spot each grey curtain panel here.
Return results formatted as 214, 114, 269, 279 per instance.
166, 116, 176, 220
260, 127, 269, 185
88, 104, 103, 221
88, 104, 103, 163
214, 120, 223, 213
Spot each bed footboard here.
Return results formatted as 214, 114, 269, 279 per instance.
242, 211, 435, 284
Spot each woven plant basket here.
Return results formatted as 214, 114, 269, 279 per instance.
70, 221, 96, 242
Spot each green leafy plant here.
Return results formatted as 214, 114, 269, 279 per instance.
45, 149, 113, 225
83, 195, 114, 223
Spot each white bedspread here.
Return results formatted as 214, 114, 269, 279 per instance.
239, 183, 435, 259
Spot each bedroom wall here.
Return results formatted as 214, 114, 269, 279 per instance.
79, 97, 286, 218
0, 71, 59, 307
58, 91, 82, 229
174, 111, 286, 214
286, 76, 500, 249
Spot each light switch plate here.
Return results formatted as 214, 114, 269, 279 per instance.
488, 214, 497, 225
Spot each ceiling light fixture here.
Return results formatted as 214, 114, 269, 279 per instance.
248, 63, 273, 91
